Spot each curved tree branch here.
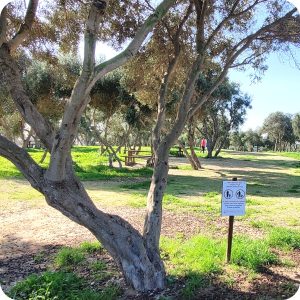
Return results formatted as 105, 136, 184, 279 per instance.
7, 0, 39, 52
0, 134, 44, 189
89, 0, 176, 91
0, 47, 54, 150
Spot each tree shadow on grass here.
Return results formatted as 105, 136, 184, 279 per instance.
101, 168, 300, 199
0, 234, 62, 293
170, 269, 299, 300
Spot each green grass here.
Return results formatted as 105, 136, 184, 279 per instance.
8, 271, 120, 300
160, 234, 281, 299
161, 235, 225, 276
0, 147, 153, 180
267, 227, 300, 250
275, 152, 300, 160
250, 220, 273, 229
79, 241, 103, 254
54, 247, 85, 269
120, 180, 150, 190
231, 236, 278, 271
90, 261, 107, 272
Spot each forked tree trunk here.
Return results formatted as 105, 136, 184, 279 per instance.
178, 140, 199, 170
0, 136, 166, 291
42, 176, 165, 291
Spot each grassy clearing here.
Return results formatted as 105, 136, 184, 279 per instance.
2, 149, 300, 298
0, 146, 153, 180
275, 152, 300, 160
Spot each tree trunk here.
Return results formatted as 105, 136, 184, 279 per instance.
214, 138, 226, 158
0, 134, 165, 292
187, 120, 202, 169
42, 177, 165, 291
206, 138, 214, 158
178, 140, 198, 170
143, 147, 170, 263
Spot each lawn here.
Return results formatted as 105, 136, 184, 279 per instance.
0, 149, 299, 299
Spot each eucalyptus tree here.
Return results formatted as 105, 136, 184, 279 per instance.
243, 129, 264, 151
292, 113, 300, 140
196, 80, 251, 158
0, 0, 299, 293
262, 112, 295, 151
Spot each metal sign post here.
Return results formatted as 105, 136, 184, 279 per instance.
221, 177, 246, 263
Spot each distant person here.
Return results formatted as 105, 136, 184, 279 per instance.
201, 138, 207, 153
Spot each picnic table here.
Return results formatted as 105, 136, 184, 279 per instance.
124, 150, 153, 166
175, 146, 185, 157
27, 140, 42, 149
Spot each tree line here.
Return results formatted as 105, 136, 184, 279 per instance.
230, 112, 300, 153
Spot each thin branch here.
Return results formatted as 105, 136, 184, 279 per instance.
152, 3, 193, 152
0, 48, 54, 150
204, 0, 265, 51
7, 0, 39, 52
189, 7, 298, 117
89, 0, 176, 91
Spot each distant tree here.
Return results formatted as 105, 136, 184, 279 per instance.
262, 112, 295, 151
230, 131, 246, 151
196, 80, 251, 158
244, 129, 264, 151
292, 113, 300, 141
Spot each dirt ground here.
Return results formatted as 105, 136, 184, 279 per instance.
0, 152, 299, 298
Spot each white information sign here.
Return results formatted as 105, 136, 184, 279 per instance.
221, 181, 246, 216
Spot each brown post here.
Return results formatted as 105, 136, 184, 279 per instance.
226, 177, 237, 263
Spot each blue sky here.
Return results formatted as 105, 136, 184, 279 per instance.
229, 50, 300, 131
